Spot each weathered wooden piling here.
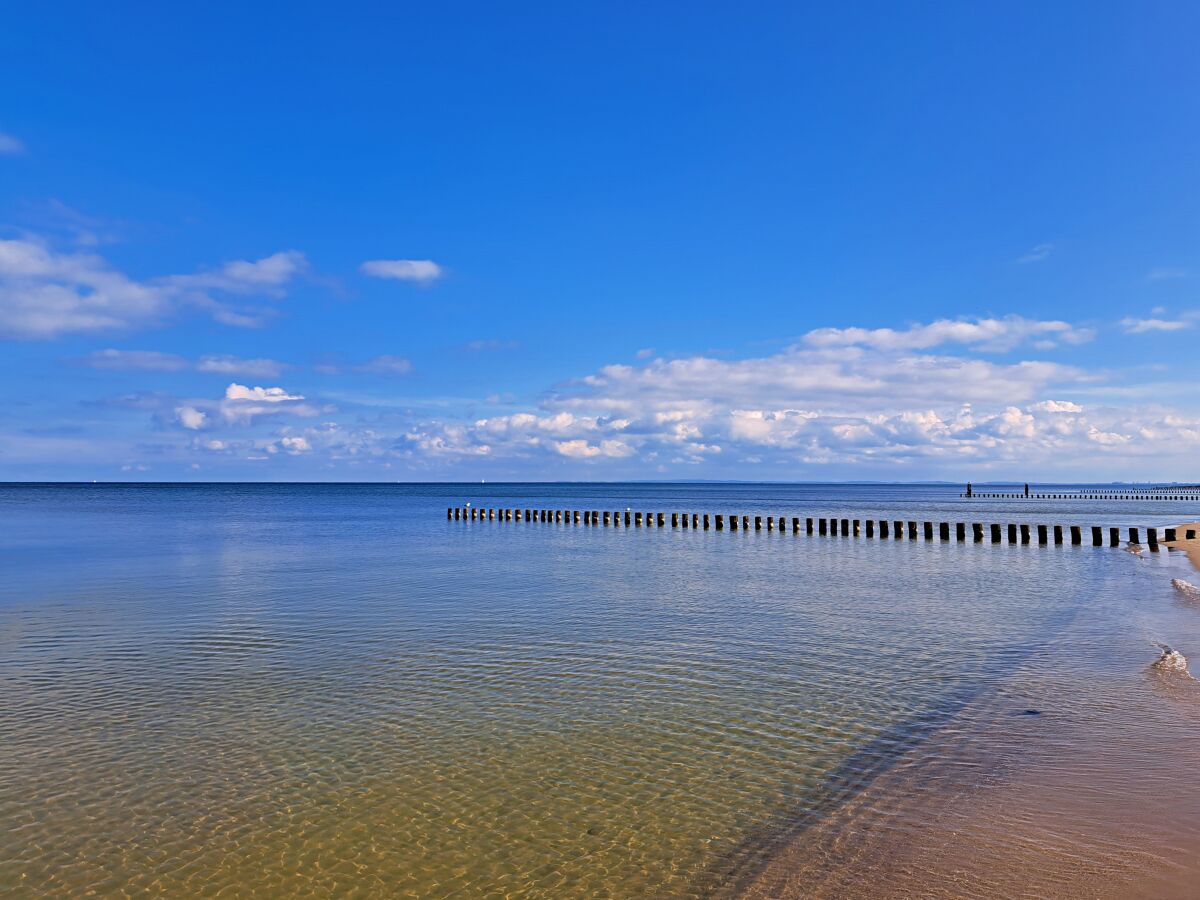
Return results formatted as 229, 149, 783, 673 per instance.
1007, 524, 1017, 544
973, 523, 984, 542
807, 517, 815, 535
940, 522, 951, 541
880, 520, 890, 538
1128, 527, 1139, 543
716, 514, 724, 530
755, 515, 763, 530
1188, 529, 1197, 540
1054, 525, 1063, 545
923, 521, 933, 540
908, 521, 918, 539
1037, 524, 1048, 544
991, 524, 1002, 543
703, 514, 710, 530
1110, 527, 1119, 547
793, 517, 801, 533
1147, 528, 1159, 551
1071, 525, 1082, 545
730, 515, 738, 531
1165, 528, 1176, 542
1091, 526, 1102, 546
1020, 523, 1030, 544
842, 518, 851, 536
867, 520, 875, 538
819, 518, 828, 535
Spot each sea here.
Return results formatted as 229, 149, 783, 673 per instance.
2, 483, 1199, 897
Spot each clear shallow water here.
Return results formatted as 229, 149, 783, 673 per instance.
1, 483, 1198, 897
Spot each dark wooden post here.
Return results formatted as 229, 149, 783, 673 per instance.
1007, 524, 1017, 543
754, 516, 763, 530
972, 523, 983, 542
703, 514, 710, 530
991, 524, 1002, 543
671, 513, 678, 527
1165, 528, 1177, 542
1128, 527, 1139, 543
1070, 526, 1082, 545
716, 514, 724, 530
793, 517, 801, 533
940, 522, 950, 541
923, 521, 934, 541
1037, 524, 1047, 544
842, 518, 851, 536
1091, 526, 1102, 546
819, 518, 828, 535
1020, 523, 1030, 544
866, 520, 875, 538
1053, 525, 1063, 545
880, 520, 890, 538
657, 512, 665, 527
1109, 527, 1119, 546
807, 517, 814, 534
1148, 528, 1159, 551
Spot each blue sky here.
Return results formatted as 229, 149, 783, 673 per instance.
2, 2, 1198, 481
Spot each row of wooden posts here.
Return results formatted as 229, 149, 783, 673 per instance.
964, 492, 1199, 500
448, 506, 1195, 551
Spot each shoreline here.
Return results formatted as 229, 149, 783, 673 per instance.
736, 537, 1200, 899
1166, 521, 1200, 573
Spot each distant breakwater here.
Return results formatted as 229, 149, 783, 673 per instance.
449, 506, 1196, 551
964, 487, 1200, 500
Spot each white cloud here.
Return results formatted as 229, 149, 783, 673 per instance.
357, 355, 414, 375
0, 238, 307, 339
1120, 315, 1195, 334
802, 316, 1093, 353
1031, 400, 1083, 413
176, 406, 208, 430
0, 133, 24, 155
1016, 243, 1054, 263
82, 349, 189, 371
360, 259, 443, 284
196, 355, 288, 377
224, 383, 303, 403
276, 436, 311, 454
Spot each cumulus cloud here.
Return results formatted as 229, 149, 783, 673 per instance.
224, 383, 303, 403
0, 133, 24, 155
176, 406, 208, 430
360, 259, 443, 284
0, 238, 308, 339
367, 314, 1200, 472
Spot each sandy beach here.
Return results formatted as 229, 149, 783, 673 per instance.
1166, 521, 1200, 574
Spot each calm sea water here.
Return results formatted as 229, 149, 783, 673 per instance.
2, 483, 1198, 897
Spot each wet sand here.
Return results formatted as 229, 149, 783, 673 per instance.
1166, 521, 1200, 573
740, 542, 1200, 899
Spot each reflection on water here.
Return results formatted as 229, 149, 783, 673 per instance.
1, 484, 1199, 897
